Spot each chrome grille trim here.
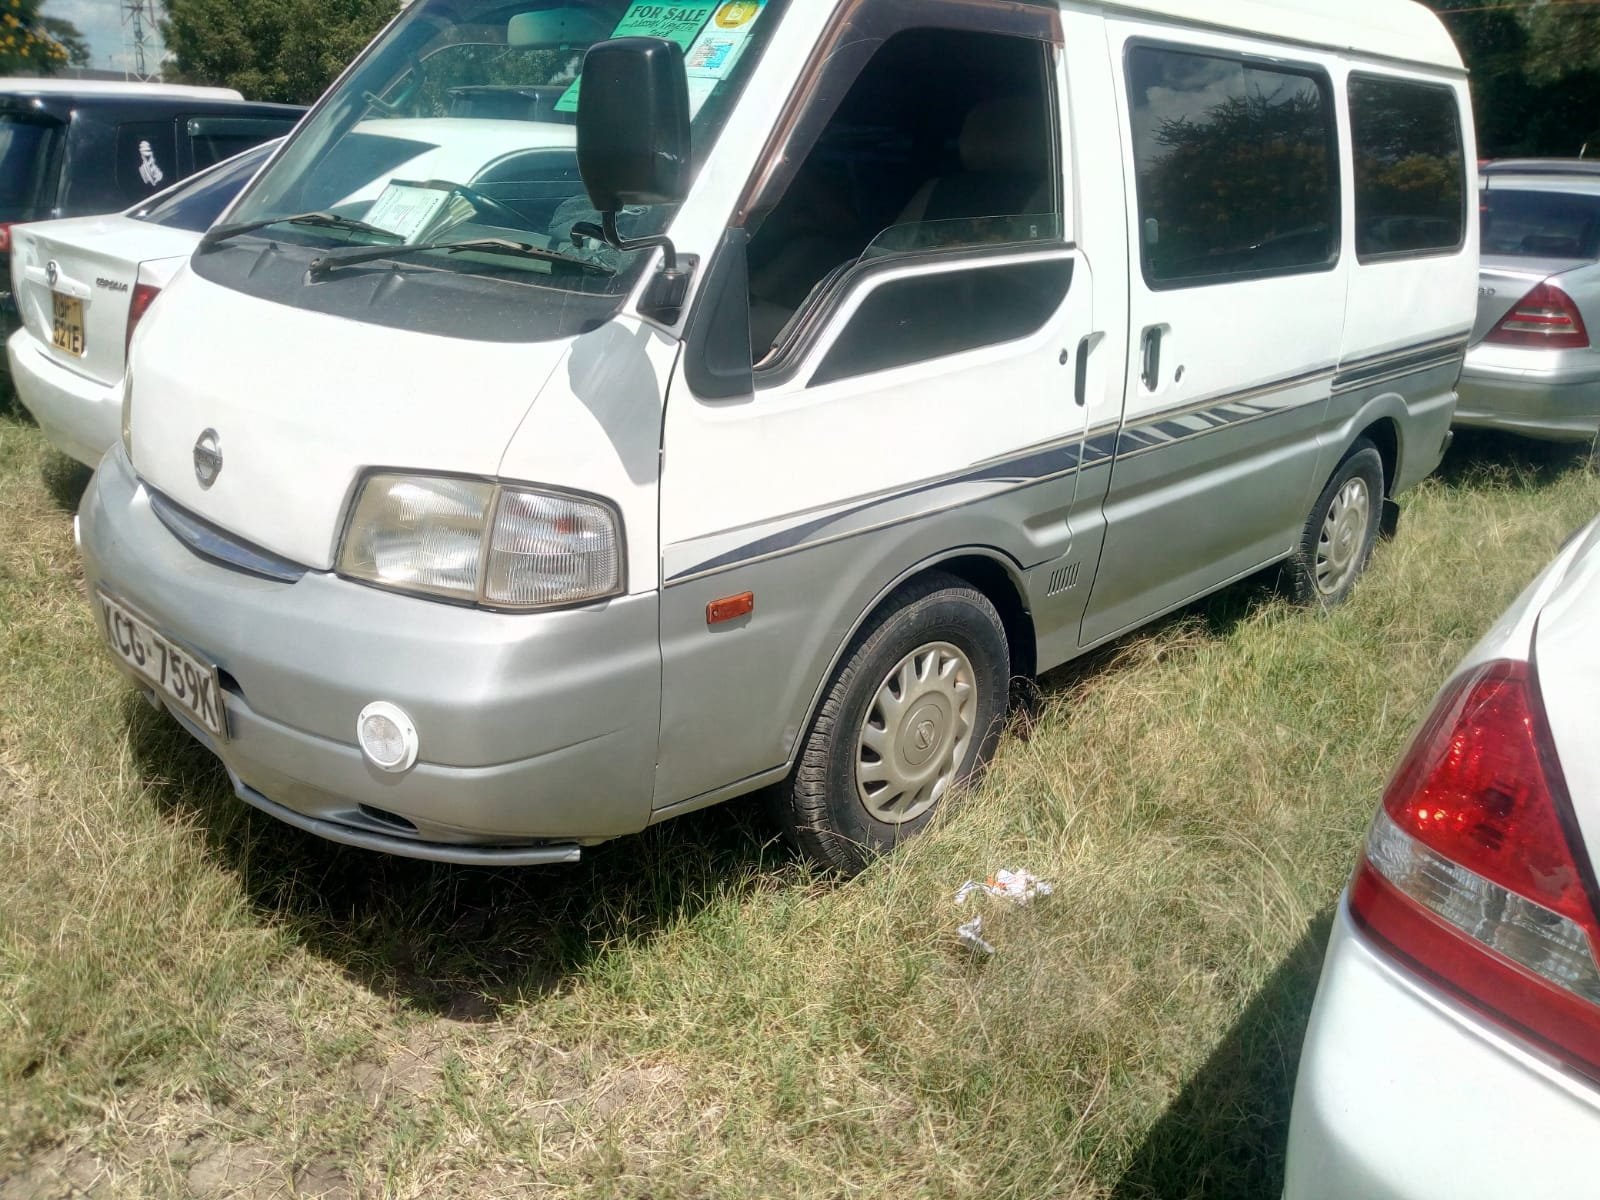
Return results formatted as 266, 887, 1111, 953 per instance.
149, 491, 307, 583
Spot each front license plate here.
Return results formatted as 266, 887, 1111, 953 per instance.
51, 291, 84, 356
99, 591, 228, 740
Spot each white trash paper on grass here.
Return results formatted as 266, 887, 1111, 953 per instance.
952, 868, 1053, 957
954, 868, 1054, 907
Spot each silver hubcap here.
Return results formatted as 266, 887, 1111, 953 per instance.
855, 641, 977, 824
1316, 476, 1371, 595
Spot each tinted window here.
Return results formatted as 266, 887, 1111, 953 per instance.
1482, 189, 1600, 260
1350, 76, 1465, 259
114, 120, 178, 205
1127, 45, 1338, 287
132, 142, 276, 232
747, 28, 1060, 361
186, 115, 299, 170
0, 114, 61, 221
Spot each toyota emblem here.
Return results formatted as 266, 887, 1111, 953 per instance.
192, 428, 223, 489
46, 260, 58, 287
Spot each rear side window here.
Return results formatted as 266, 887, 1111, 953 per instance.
1482, 189, 1600, 260
1126, 44, 1338, 288
1350, 76, 1465, 260
0, 114, 61, 221
115, 120, 179, 205
131, 141, 276, 232
185, 115, 299, 170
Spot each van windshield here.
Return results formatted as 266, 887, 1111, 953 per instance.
223, 0, 785, 296
0, 114, 61, 222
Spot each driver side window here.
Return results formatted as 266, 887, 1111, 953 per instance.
744, 26, 1061, 364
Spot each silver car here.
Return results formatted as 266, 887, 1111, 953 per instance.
1458, 160, 1600, 442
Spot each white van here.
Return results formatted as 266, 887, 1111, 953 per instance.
78, 0, 1476, 873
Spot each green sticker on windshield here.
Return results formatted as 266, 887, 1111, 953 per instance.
553, 1, 719, 114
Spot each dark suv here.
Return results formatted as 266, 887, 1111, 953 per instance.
1, 80, 302, 362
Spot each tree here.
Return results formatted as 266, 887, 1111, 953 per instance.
162, 0, 399, 105
39, 16, 89, 68
0, 0, 78, 75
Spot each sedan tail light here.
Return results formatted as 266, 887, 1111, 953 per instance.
0, 223, 12, 254
125, 281, 161, 353
1350, 658, 1600, 1082
1484, 281, 1591, 349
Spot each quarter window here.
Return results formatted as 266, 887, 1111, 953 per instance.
1126, 45, 1338, 288
1349, 76, 1465, 259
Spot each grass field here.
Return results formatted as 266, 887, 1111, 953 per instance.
3, 394, 1598, 1199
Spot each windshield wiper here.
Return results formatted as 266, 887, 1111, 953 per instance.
197, 211, 402, 253
306, 237, 615, 281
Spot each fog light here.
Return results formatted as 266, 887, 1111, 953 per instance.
356, 701, 418, 773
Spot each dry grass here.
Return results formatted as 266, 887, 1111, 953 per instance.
3, 394, 1598, 1198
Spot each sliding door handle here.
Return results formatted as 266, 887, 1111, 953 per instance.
1140, 325, 1163, 391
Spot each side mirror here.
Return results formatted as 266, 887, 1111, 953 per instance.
577, 37, 691, 212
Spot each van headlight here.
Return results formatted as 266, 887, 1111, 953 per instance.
336, 473, 624, 609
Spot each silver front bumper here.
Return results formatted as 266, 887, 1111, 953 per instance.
79, 447, 662, 863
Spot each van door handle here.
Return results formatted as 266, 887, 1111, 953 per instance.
1074, 335, 1091, 406
1140, 325, 1162, 391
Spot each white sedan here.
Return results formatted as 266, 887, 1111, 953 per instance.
1286, 511, 1600, 1197
6, 140, 278, 467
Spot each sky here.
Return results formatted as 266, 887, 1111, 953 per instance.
42, 0, 168, 75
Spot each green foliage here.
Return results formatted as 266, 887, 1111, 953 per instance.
162, 0, 401, 105
0, 0, 77, 75
1427, 0, 1600, 156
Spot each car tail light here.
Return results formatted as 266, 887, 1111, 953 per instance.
0, 223, 12, 254
125, 282, 161, 353
1484, 281, 1591, 349
1350, 658, 1600, 1082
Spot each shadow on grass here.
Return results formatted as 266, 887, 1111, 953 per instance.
123, 692, 795, 1021
40, 453, 92, 513
1434, 427, 1593, 490
1112, 905, 1336, 1200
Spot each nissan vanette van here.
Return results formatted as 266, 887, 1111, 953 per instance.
79, 0, 1477, 874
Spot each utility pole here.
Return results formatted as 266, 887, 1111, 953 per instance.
122, 0, 162, 81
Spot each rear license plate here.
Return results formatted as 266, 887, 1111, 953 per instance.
51, 292, 84, 356
99, 591, 228, 740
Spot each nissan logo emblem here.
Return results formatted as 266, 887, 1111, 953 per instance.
46, 260, 58, 287
192, 429, 223, 489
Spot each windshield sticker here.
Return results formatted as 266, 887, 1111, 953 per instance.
137, 140, 165, 188
554, 1, 719, 114
684, 1, 766, 115
363, 180, 454, 241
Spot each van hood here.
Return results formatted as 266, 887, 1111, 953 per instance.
127, 268, 568, 570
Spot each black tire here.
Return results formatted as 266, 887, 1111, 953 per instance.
777, 573, 1011, 876
1286, 438, 1385, 607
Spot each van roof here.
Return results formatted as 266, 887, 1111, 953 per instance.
0, 78, 245, 102
1108, 0, 1464, 72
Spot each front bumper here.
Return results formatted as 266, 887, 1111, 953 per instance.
78, 447, 662, 863
1455, 356, 1600, 442
1284, 899, 1600, 1199
7, 327, 119, 466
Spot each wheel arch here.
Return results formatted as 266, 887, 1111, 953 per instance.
785, 546, 1034, 773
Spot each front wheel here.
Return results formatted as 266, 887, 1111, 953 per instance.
1286, 439, 1384, 607
776, 573, 1011, 876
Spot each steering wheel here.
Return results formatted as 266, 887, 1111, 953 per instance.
450, 182, 532, 232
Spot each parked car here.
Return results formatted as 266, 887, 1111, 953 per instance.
1285, 511, 1600, 1198
1458, 159, 1600, 441
0, 79, 301, 369
7, 139, 280, 467
78, 0, 1475, 871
